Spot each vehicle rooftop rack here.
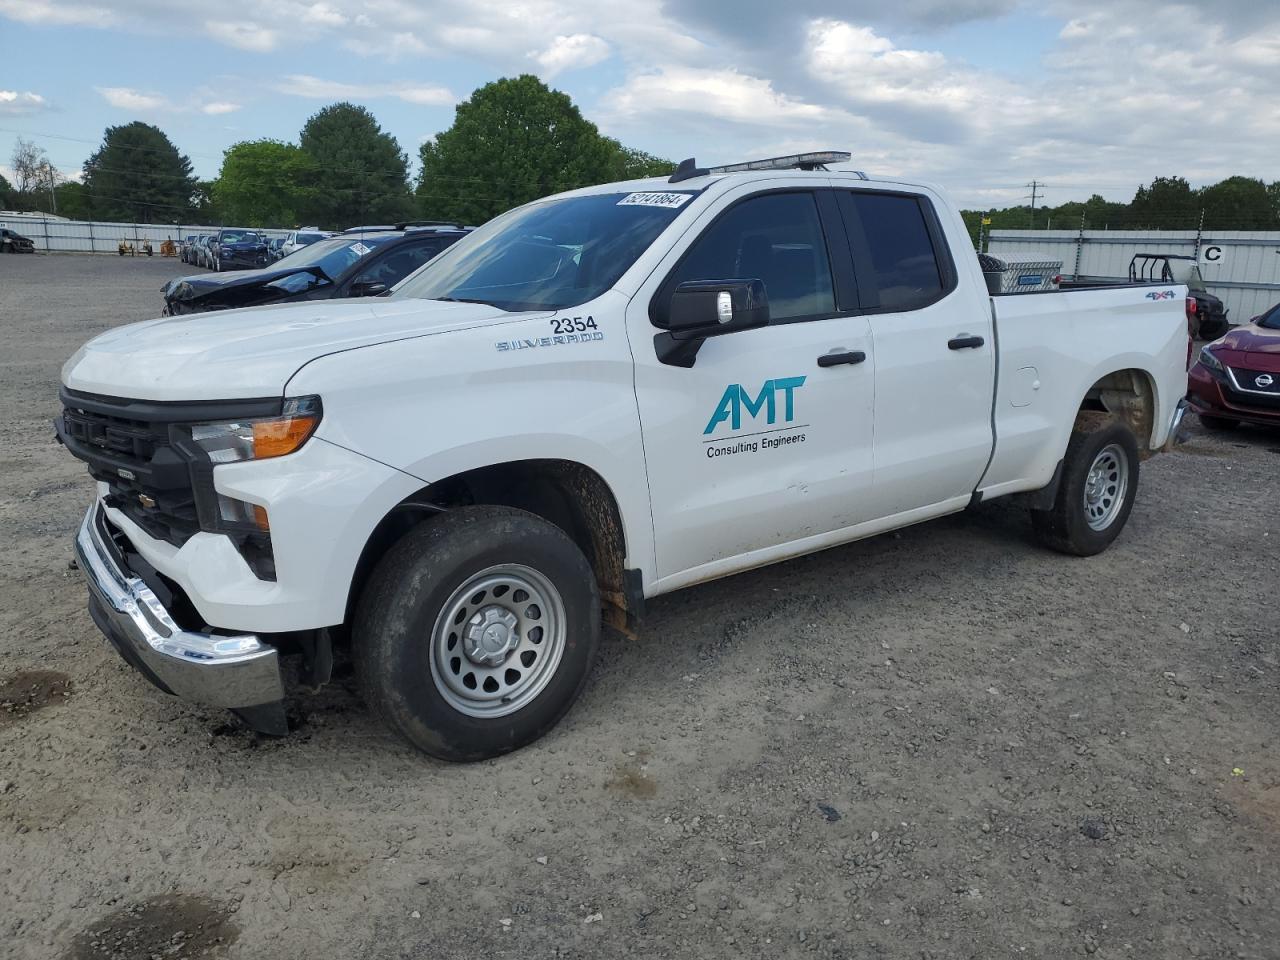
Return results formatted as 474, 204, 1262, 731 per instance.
669, 151, 863, 184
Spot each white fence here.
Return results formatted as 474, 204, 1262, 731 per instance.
0, 216, 290, 255
988, 229, 1280, 323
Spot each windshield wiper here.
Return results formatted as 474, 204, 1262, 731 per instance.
433, 296, 495, 305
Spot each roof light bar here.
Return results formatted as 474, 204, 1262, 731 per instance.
709, 151, 852, 173
667, 151, 860, 183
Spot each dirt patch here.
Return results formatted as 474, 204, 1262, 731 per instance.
64, 895, 239, 960
607, 754, 658, 799
0, 670, 72, 725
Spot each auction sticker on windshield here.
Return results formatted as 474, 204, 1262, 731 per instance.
349, 242, 372, 256
617, 192, 692, 208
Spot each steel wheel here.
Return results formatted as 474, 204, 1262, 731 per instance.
428, 564, 567, 719
1083, 443, 1128, 531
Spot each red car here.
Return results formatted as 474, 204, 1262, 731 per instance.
1188, 302, 1280, 430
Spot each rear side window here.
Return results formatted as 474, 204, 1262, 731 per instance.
658, 191, 836, 325
842, 192, 947, 311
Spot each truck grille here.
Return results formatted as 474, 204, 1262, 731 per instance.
58, 396, 201, 546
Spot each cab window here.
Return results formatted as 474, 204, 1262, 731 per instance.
840, 192, 949, 311
351, 240, 447, 288
658, 192, 836, 325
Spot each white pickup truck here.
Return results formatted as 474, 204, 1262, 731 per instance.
59, 152, 1189, 760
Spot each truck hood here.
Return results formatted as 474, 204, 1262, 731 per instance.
63, 297, 539, 401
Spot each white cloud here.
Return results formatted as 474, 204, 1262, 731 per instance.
276, 74, 454, 106
0, 90, 49, 115
204, 20, 278, 52
532, 34, 611, 78
201, 101, 242, 115
605, 67, 831, 126
95, 86, 170, 111
0, 0, 115, 26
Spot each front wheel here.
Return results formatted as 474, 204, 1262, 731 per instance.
1031, 420, 1140, 556
354, 506, 601, 762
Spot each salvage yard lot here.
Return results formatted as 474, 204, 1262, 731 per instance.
1, 253, 1278, 960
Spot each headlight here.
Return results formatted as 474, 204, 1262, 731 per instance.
1198, 345, 1224, 373
188, 396, 322, 463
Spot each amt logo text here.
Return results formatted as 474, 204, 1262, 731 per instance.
704, 376, 805, 435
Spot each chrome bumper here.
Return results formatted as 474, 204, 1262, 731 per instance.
75, 504, 286, 731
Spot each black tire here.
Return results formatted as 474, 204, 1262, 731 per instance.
1199, 315, 1228, 341
354, 505, 600, 762
1031, 420, 1140, 556
1198, 412, 1240, 431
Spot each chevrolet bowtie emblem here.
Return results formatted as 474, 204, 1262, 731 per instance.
138, 494, 156, 509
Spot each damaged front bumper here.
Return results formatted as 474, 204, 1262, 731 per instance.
75, 503, 287, 733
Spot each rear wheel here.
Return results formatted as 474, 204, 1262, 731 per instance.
1198, 412, 1240, 431
1032, 420, 1140, 556
354, 506, 601, 762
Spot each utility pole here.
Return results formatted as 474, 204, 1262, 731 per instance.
1025, 180, 1044, 228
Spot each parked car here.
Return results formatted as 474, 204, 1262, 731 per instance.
1, 227, 36, 253
268, 237, 286, 261
58, 151, 1190, 759
280, 228, 330, 258
210, 228, 269, 272
189, 235, 211, 268
1187, 302, 1280, 430
161, 224, 468, 314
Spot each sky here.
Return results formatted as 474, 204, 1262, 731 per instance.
0, 0, 1277, 210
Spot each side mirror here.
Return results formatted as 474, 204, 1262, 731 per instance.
655, 279, 770, 367
349, 280, 388, 298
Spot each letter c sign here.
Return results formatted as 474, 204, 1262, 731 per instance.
1199, 245, 1225, 266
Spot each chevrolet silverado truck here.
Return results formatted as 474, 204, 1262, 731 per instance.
58, 151, 1190, 761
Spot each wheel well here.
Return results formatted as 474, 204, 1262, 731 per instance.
1075, 369, 1157, 454
346, 459, 631, 632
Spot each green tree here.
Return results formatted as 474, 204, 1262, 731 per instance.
298, 103, 412, 229
53, 181, 92, 220
82, 122, 196, 223
189, 181, 221, 225
1128, 175, 1197, 229
417, 75, 621, 223
0, 171, 11, 208
213, 140, 318, 227
1198, 176, 1272, 229
604, 139, 675, 180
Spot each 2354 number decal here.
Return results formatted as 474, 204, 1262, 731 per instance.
551, 316, 599, 335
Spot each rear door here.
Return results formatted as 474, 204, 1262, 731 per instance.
837, 189, 995, 516
628, 185, 877, 582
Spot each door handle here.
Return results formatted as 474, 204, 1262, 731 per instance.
817, 350, 866, 368
948, 334, 985, 350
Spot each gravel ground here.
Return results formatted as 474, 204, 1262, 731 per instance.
1, 253, 1278, 960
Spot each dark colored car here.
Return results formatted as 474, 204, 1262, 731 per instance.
1, 227, 36, 253
162, 224, 469, 314
210, 228, 269, 272
268, 237, 285, 261
1187, 303, 1280, 430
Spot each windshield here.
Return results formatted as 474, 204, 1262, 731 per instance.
394, 191, 696, 311
297, 232, 326, 245
273, 234, 396, 279
1259, 304, 1280, 329
219, 230, 261, 244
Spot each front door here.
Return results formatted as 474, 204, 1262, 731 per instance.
627, 186, 877, 583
